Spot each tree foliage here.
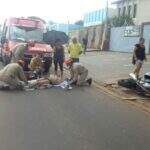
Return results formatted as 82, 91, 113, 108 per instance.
108, 15, 134, 27
74, 20, 84, 26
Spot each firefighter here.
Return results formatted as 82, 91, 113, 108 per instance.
29, 54, 43, 78
11, 40, 35, 63
0, 60, 27, 90
65, 59, 92, 86
30, 54, 42, 71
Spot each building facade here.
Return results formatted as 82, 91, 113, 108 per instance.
113, 0, 150, 25
83, 9, 106, 27
83, 8, 116, 27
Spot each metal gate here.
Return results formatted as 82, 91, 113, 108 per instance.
109, 26, 139, 53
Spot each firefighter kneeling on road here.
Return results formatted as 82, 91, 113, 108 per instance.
0, 60, 27, 90
65, 58, 92, 86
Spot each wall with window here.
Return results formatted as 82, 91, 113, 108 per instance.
116, 0, 150, 25
117, 0, 138, 18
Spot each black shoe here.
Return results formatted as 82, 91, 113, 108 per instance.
86, 78, 92, 86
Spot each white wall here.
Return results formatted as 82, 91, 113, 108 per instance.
137, 0, 150, 24
110, 26, 139, 53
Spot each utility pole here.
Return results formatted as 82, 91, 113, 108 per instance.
105, 0, 109, 38
106, 0, 109, 24
101, 0, 109, 51
67, 20, 69, 36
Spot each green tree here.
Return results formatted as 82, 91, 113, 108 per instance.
74, 20, 84, 26
108, 15, 134, 27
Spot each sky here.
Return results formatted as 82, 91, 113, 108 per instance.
0, 0, 115, 23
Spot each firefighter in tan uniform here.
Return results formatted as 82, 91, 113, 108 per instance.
29, 54, 43, 78
11, 40, 35, 63
30, 54, 42, 71
0, 60, 27, 90
11, 44, 27, 63
65, 59, 92, 86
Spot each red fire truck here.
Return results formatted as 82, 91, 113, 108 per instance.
0, 17, 53, 73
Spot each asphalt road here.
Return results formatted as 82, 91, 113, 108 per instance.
0, 86, 150, 150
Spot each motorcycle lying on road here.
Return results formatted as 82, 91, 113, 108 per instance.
118, 72, 150, 96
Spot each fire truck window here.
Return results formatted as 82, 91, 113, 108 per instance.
9, 26, 43, 42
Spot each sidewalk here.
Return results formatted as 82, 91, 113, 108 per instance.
80, 51, 150, 84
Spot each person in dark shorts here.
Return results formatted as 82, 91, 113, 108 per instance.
132, 37, 147, 78
53, 39, 65, 78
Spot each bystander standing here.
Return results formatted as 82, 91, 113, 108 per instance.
132, 37, 147, 78
53, 39, 65, 78
68, 37, 82, 62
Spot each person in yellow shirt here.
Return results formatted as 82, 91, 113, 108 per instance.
68, 38, 82, 62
